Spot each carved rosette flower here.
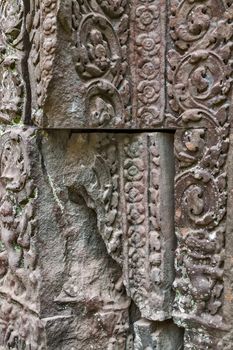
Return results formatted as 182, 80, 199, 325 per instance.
135, 5, 159, 31
138, 81, 160, 104
138, 106, 160, 126
136, 33, 160, 57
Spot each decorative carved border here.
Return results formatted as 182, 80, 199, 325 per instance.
131, 0, 166, 127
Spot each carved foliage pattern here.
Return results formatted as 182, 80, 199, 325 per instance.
0, 128, 46, 349
168, 0, 233, 346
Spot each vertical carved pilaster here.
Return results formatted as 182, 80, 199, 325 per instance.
130, 0, 166, 127
122, 134, 175, 320
28, 0, 58, 125
62, 133, 176, 321
167, 0, 233, 347
0, 127, 46, 349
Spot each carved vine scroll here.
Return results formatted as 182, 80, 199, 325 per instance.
168, 0, 233, 347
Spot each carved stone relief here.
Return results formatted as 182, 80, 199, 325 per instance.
0, 129, 182, 349
39, 131, 181, 348
24, 0, 168, 128
0, 0, 233, 349
167, 0, 233, 348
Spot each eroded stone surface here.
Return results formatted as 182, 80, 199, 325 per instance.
0, 128, 181, 349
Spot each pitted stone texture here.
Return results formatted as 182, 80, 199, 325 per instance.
133, 319, 183, 350
0, 127, 130, 349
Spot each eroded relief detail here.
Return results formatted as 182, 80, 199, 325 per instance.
0, 0, 25, 124
168, 0, 233, 347
0, 128, 46, 349
62, 134, 175, 322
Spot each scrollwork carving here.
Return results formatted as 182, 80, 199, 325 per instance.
170, 0, 226, 51
170, 0, 233, 345
85, 81, 124, 127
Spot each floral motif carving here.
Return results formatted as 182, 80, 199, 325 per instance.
169, 0, 233, 346
122, 134, 175, 320
62, 134, 175, 322
74, 14, 121, 81
132, 0, 165, 127
85, 81, 124, 127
